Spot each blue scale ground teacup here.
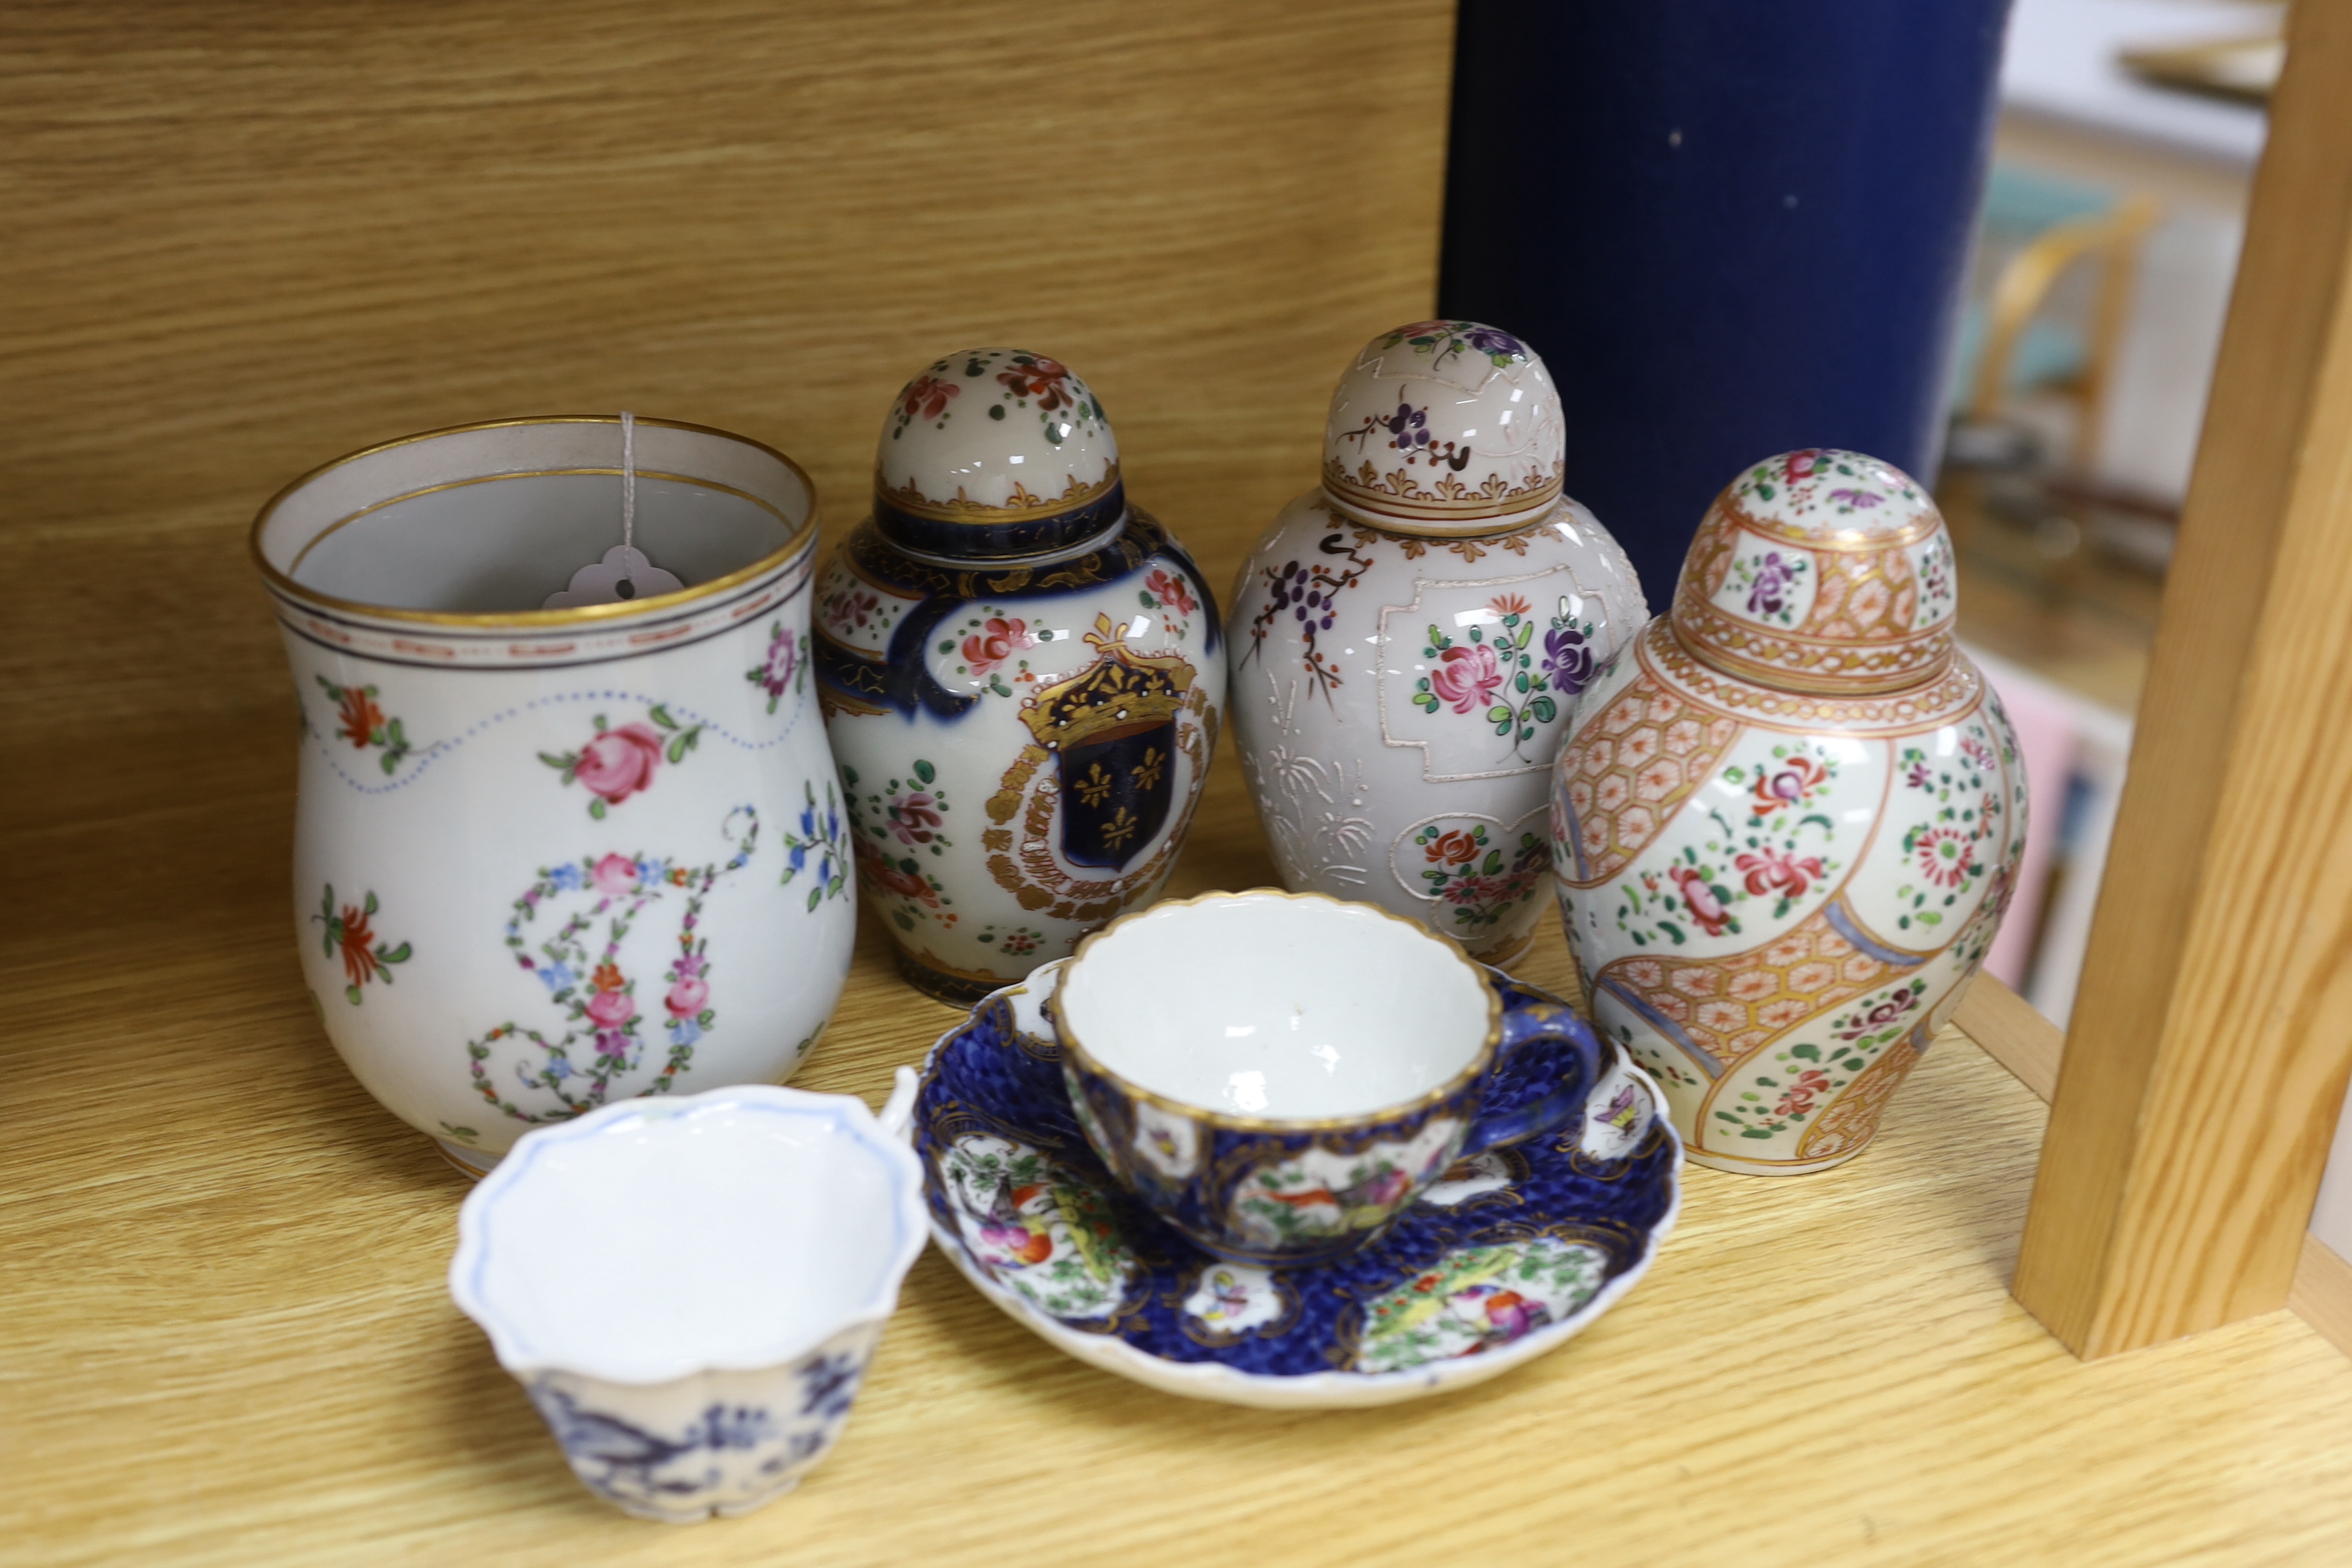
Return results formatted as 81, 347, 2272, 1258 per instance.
1055, 890, 1602, 1267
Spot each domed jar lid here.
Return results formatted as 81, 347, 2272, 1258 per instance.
1669, 448, 1958, 696
873, 347, 1124, 562
1319, 320, 1565, 533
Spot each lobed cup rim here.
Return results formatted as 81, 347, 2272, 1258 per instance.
447, 1084, 928, 1387
248, 414, 822, 630
1057, 888, 1505, 1132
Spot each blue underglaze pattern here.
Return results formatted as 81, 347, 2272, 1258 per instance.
876, 477, 1131, 561
816, 511, 1223, 722
1061, 992, 1603, 1267
917, 974, 1677, 1381
525, 1346, 870, 1522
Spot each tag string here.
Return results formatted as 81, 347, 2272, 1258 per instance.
620, 409, 637, 590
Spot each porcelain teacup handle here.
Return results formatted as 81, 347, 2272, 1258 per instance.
878, 1064, 921, 1141
1458, 997, 1604, 1158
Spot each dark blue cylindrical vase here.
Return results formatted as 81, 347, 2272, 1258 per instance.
1437, 0, 2012, 604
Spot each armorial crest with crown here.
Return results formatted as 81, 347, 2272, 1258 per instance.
815, 349, 1224, 1002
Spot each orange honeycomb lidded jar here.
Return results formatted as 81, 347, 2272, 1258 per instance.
1669, 448, 1955, 696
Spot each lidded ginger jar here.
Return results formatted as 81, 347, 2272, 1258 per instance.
813, 348, 1224, 1002
1226, 320, 1646, 964
1551, 449, 2026, 1176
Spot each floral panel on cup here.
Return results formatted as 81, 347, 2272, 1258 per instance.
1224, 1119, 1464, 1252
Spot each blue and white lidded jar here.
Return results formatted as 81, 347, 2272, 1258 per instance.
813, 349, 1225, 1002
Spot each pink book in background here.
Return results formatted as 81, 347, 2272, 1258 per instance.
1975, 657, 2081, 994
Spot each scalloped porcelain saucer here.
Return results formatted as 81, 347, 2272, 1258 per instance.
909, 960, 1681, 1409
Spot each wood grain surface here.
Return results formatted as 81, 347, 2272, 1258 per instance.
1953, 972, 2066, 1105
2291, 1232, 2352, 1361
1955, 976, 2352, 1361
2013, 0, 2352, 1360
0, 0, 1452, 732
10, 5, 2352, 1564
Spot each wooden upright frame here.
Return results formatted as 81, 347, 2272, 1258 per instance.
2014, 0, 2352, 1358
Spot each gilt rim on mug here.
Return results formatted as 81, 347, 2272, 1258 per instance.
248, 414, 822, 630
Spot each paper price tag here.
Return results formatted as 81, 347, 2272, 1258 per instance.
543, 411, 684, 608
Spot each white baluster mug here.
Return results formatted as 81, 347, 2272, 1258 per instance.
251, 417, 855, 1173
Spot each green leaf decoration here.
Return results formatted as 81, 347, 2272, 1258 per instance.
589, 799, 606, 820
379, 941, 412, 965
649, 704, 677, 730
1515, 620, 1534, 648
913, 759, 935, 785
363, 890, 379, 916
345, 984, 363, 1006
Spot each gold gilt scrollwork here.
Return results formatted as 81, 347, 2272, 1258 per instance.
982, 614, 1218, 919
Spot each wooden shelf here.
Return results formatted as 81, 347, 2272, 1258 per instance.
11, 722, 2352, 1567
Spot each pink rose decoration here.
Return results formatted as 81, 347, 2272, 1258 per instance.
592, 853, 639, 895
585, 988, 637, 1029
1427, 643, 1503, 714
665, 976, 710, 1017
1667, 864, 1734, 937
961, 616, 1038, 677
1735, 846, 1827, 899
574, 723, 663, 806
1145, 568, 1197, 618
